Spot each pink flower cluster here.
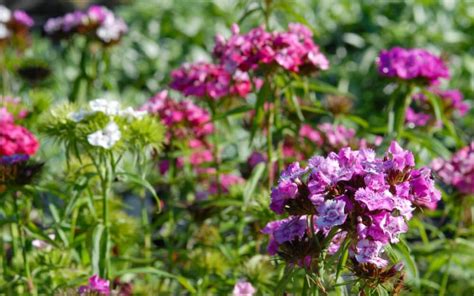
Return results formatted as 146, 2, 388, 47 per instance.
1, 96, 28, 120
0, 108, 38, 156
170, 62, 253, 100
44, 5, 127, 44
432, 142, 474, 195
142, 91, 216, 175
214, 23, 329, 73
141, 90, 213, 142
263, 142, 440, 268
232, 280, 256, 296
406, 88, 470, 128
377, 47, 450, 85
300, 123, 383, 153
78, 274, 110, 296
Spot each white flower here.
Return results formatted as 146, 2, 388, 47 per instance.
68, 109, 92, 122
87, 121, 121, 149
119, 107, 147, 121
0, 5, 11, 23
96, 14, 127, 43
0, 23, 10, 39
89, 98, 121, 116
32, 234, 55, 252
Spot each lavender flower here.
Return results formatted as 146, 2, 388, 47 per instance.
263, 141, 440, 268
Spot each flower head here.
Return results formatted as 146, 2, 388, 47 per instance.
0, 123, 39, 156
264, 141, 439, 268
377, 47, 450, 85
87, 121, 121, 149
232, 280, 256, 296
78, 274, 110, 296
432, 142, 474, 195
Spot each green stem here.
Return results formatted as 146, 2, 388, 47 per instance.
274, 91, 284, 174
1, 50, 10, 96
102, 155, 113, 279
141, 197, 152, 259
13, 194, 36, 295
70, 39, 89, 103
262, 0, 272, 29
395, 85, 415, 141
208, 100, 221, 197
266, 103, 274, 190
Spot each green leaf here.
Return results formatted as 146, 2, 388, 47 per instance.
113, 267, 196, 293
395, 238, 419, 286
335, 238, 351, 282
213, 105, 254, 121
343, 114, 369, 128
250, 80, 271, 146
375, 285, 389, 296
116, 171, 161, 213
243, 163, 265, 207
292, 80, 355, 98
275, 267, 296, 294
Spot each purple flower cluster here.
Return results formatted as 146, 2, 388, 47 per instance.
406, 88, 470, 128
78, 274, 110, 296
170, 62, 253, 100
44, 5, 127, 44
377, 47, 449, 85
214, 23, 329, 74
263, 142, 440, 268
0, 154, 29, 166
432, 142, 474, 195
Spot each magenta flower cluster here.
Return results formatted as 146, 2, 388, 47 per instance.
0, 108, 39, 156
377, 47, 450, 85
78, 274, 110, 295
170, 23, 328, 100
432, 142, 474, 195
170, 63, 253, 100
214, 23, 329, 73
44, 5, 127, 44
263, 142, 440, 268
141, 90, 213, 142
141, 91, 216, 173
406, 88, 470, 128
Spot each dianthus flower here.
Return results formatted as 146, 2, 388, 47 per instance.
232, 280, 256, 296
170, 62, 253, 100
264, 142, 440, 268
78, 274, 110, 296
377, 47, 450, 85
0, 123, 39, 156
406, 88, 469, 128
141, 90, 214, 142
214, 23, 329, 74
432, 142, 474, 195
1, 96, 28, 119
44, 5, 127, 44
299, 123, 382, 154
